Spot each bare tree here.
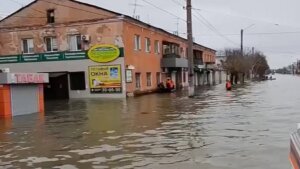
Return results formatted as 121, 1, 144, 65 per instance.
223, 48, 270, 83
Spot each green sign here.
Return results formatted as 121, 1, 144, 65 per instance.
42, 53, 64, 61
0, 49, 123, 64
0, 51, 88, 64
64, 51, 86, 60
0, 56, 19, 63
88, 44, 120, 63
21, 54, 41, 62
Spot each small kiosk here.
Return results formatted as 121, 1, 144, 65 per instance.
0, 73, 49, 118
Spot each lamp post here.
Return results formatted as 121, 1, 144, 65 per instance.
241, 24, 255, 54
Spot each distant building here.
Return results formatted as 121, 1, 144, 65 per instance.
0, 0, 216, 99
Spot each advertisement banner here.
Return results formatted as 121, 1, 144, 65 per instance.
88, 65, 122, 93
88, 44, 120, 63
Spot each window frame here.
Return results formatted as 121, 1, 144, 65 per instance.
134, 34, 141, 51
145, 37, 151, 53
68, 34, 82, 51
45, 37, 58, 52
135, 72, 141, 89
146, 72, 152, 87
22, 38, 34, 54
154, 40, 160, 54
47, 9, 55, 24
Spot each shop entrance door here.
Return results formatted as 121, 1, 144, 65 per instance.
44, 72, 69, 100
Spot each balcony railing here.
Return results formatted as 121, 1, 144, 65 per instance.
194, 59, 204, 65
163, 53, 181, 58
161, 53, 188, 68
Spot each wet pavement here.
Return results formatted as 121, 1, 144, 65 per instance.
0, 74, 298, 169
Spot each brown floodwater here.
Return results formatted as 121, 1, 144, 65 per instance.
0, 74, 297, 169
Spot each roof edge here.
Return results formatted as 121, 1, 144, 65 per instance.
0, 0, 38, 24
123, 16, 216, 52
0, 0, 216, 52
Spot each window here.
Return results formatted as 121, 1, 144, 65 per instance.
68, 35, 82, 51
135, 73, 141, 89
146, 72, 152, 87
69, 72, 86, 90
145, 37, 151, 53
156, 72, 161, 85
134, 34, 141, 50
162, 43, 179, 55
47, 9, 55, 24
154, 40, 160, 54
22, 39, 34, 54
45, 37, 58, 52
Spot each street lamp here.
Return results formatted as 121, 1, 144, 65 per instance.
241, 24, 255, 54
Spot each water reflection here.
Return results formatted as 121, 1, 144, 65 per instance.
0, 75, 298, 168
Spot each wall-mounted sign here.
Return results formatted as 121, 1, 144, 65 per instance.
87, 45, 120, 63
0, 49, 124, 64
0, 73, 49, 84
88, 65, 122, 93
125, 69, 133, 83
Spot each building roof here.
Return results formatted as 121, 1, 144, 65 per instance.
0, 0, 216, 52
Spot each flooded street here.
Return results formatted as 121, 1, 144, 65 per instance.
0, 74, 299, 169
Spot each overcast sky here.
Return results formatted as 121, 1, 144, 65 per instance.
1, 0, 300, 68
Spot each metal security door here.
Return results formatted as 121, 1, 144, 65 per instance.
11, 85, 38, 116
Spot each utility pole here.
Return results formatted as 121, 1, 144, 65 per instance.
187, 0, 194, 97
241, 29, 243, 55
130, 0, 143, 19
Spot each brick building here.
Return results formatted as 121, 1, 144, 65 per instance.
0, 0, 216, 99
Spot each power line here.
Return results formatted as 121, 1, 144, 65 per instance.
198, 31, 300, 37
191, 7, 281, 27
129, 0, 143, 17
169, 0, 238, 46
192, 11, 239, 46
9, 0, 46, 15
0, 14, 45, 19
141, 0, 186, 22
10, 0, 24, 7
39, 0, 115, 18
171, 0, 184, 7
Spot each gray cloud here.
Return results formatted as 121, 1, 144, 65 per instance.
1, 0, 300, 68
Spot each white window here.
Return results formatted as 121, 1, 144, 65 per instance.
22, 39, 34, 54
134, 34, 141, 50
145, 37, 151, 53
45, 37, 58, 52
68, 35, 82, 51
146, 72, 152, 87
154, 40, 160, 54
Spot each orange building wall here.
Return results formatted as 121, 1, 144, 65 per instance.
38, 84, 45, 113
123, 21, 189, 94
0, 85, 12, 118
203, 51, 216, 63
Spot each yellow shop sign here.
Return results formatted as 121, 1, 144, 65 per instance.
88, 44, 120, 63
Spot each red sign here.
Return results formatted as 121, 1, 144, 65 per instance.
14, 73, 46, 83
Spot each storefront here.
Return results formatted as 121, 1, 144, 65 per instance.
0, 45, 126, 99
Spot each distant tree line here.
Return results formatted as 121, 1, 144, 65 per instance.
221, 48, 270, 84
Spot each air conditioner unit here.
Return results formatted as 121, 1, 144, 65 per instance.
0, 68, 10, 73
81, 35, 90, 42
